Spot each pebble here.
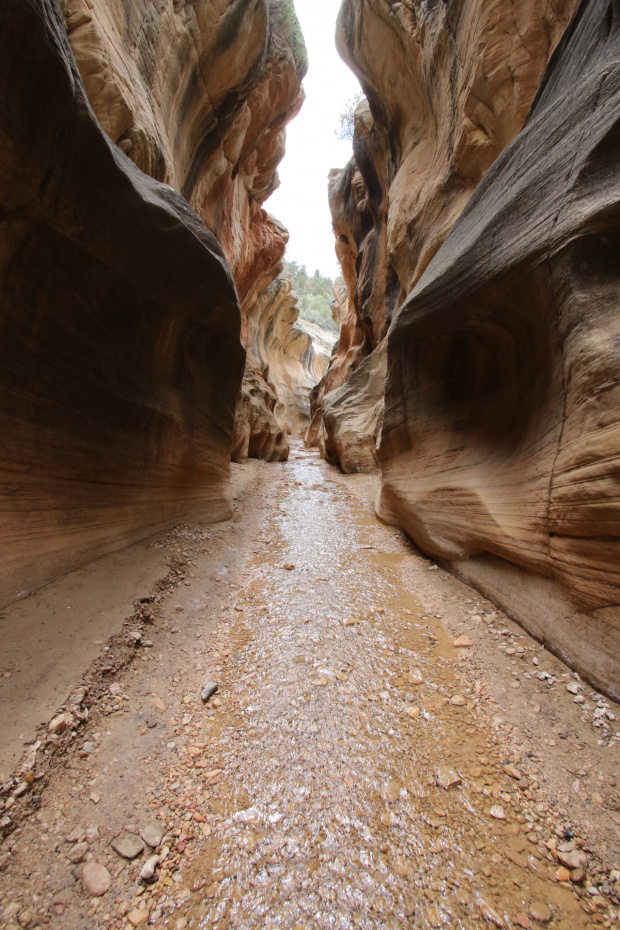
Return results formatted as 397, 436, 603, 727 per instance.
141, 821, 165, 848
127, 908, 150, 927
450, 695, 466, 706
502, 764, 522, 780
490, 805, 506, 820
48, 712, 73, 735
436, 767, 461, 789
201, 681, 218, 702
67, 842, 88, 864
557, 848, 587, 871
111, 833, 145, 859
233, 807, 262, 825
515, 915, 531, 929
3, 904, 20, 922
81, 862, 111, 897
140, 855, 161, 881
453, 635, 473, 648
529, 901, 552, 923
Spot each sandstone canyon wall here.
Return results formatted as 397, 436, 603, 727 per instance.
231, 278, 334, 462
377, 0, 620, 698
64, 0, 313, 460
314, 0, 580, 471
0, 0, 245, 607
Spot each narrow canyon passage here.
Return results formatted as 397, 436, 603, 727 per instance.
1, 446, 616, 929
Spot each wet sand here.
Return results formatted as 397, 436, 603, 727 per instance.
0, 445, 617, 929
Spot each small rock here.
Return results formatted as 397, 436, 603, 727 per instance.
557, 848, 587, 871
84, 825, 99, 844
566, 682, 581, 695
48, 712, 73, 735
283, 563, 295, 571
89, 791, 100, 805
450, 695, 466, 706
503, 764, 523, 780
81, 862, 111, 897
141, 821, 165, 848
67, 842, 89, 864
201, 681, 218, 703
111, 833, 144, 860
386, 779, 402, 803
140, 854, 161, 881
529, 902, 552, 924
570, 868, 586, 884
17, 910, 32, 929
479, 899, 507, 928
453, 635, 473, 648
233, 807, 262, 825
436, 767, 461, 790
556, 866, 571, 882
3, 904, 20, 922
489, 805, 506, 821
81, 742, 96, 754
127, 908, 149, 927
515, 915, 531, 929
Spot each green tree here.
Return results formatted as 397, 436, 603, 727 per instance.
284, 260, 338, 333
336, 92, 365, 141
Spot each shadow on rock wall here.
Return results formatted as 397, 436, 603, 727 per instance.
378, 0, 620, 698
0, 0, 245, 606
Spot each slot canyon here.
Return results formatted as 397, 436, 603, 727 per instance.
0, 0, 619, 926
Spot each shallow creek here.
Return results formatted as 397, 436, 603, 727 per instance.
170, 448, 593, 929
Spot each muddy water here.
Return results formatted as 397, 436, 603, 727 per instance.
171, 448, 593, 929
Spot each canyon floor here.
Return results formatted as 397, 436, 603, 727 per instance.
0, 444, 619, 930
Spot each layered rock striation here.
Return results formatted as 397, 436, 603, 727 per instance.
64, 0, 309, 461
0, 0, 245, 607
378, 0, 620, 697
244, 273, 336, 442
315, 0, 580, 471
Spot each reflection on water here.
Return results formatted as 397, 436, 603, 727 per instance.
166, 447, 595, 929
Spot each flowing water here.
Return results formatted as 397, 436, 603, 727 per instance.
163, 447, 596, 930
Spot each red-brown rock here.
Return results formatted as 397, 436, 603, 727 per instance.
0, 0, 244, 606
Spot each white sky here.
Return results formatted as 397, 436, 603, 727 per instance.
267, 0, 361, 281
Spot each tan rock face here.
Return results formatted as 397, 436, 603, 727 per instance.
246, 274, 336, 436
337, 0, 579, 293
378, 0, 620, 698
320, 340, 387, 474
0, 0, 244, 607
315, 0, 579, 470
64, 0, 309, 459
231, 363, 289, 464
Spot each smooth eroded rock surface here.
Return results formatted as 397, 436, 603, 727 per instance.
0, 0, 245, 607
246, 273, 336, 436
64, 0, 314, 456
320, 341, 387, 473
378, 0, 620, 698
314, 0, 578, 469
